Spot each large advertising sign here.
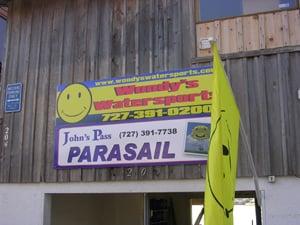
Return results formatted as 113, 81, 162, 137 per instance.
54, 67, 213, 169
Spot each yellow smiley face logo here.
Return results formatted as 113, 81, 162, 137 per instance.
57, 83, 92, 123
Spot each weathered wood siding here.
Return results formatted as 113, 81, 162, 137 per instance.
0, 0, 198, 183
0, 0, 300, 183
194, 49, 300, 178
196, 9, 300, 57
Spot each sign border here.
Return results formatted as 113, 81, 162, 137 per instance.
4, 82, 23, 113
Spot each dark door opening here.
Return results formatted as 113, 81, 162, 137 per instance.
49, 191, 261, 225
148, 191, 261, 225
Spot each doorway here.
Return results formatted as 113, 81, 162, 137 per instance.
51, 194, 144, 225
50, 191, 260, 225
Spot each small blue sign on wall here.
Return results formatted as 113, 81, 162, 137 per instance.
5, 83, 23, 113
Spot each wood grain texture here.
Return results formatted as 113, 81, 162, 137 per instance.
55, 0, 70, 183
94, 0, 113, 181
45, 0, 65, 182
289, 53, 300, 176
0, 0, 13, 183
111, 0, 126, 78
288, 10, 300, 46
109, 0, 126, 181
81, 0, 99, 182
264, 55, 285, 175
246, 56, 271, 176
32, 0, 52, 182
153, 0, 165, 72
125, 0, 137, 75
20, 0, 38, 183
194, 50, 300, 178
196, 9, 300, 57
68, 0, 89, 182
1, 0, 300, 183
138, 0, 151, 73
7, 0, 24, 183
25, 0, 43, 183
228, 58, 252, 177
243, 15, 259, 51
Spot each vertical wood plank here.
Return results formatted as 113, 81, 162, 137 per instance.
0, 0, 14, 182
69, 0, 88, 182
39, 0, 55, 182
200, 164, 206, 178
282, 53, 296, 175
289, 53, 300, 176
95, 0, 113, 181
277, 54, 289, 175
181, 0, 195, 67
258, 14, 266, 49
73, 0, 88, 83
281, 11, 290, 46
168, 164, 184, 179
110, 167, 124, 181
166, 0, 184, 179
45, 0, 66, 182
236, 17, 243, 52
56, 0, 71, 183
123, 0, 140, 181
184, 164, 201, 179
288, 10, 300, 46
152, 0, 169, 179
229, 58, 252, 176
264, 55, 285, 175
246, 56, 271, 176
138, 166, 153, 180
125, 0, 137, 75
163, 0, 168, 70
0, 4, 11, 118
111, 0, 126, 78
9, 0, 32, 182
85, 0, 99, 81
97, 0, 113, 80
21, 0, 41, 182
148, 0, 154, 72
265, 12, 284, 49
108, 0, 127, 180
188, 0, 196, 59
196, 22, 214, 57
153, 0, 166, 72
81, 0, 99, 182
138, 0, 151, 73
166, 0, 181, 69
221, 19, 238, 54
137, 0, 154, 175
152, 166, 168, 180
123, 166, 138, 181
243, 15, 259, 51
214, 21, 221, 51
25, 0, 44, 181
40, 3, 57, 182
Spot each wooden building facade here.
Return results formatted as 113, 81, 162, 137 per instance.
0, 0, 299, 185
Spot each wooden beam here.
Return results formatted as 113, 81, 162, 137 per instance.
192, 45, 300, 64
